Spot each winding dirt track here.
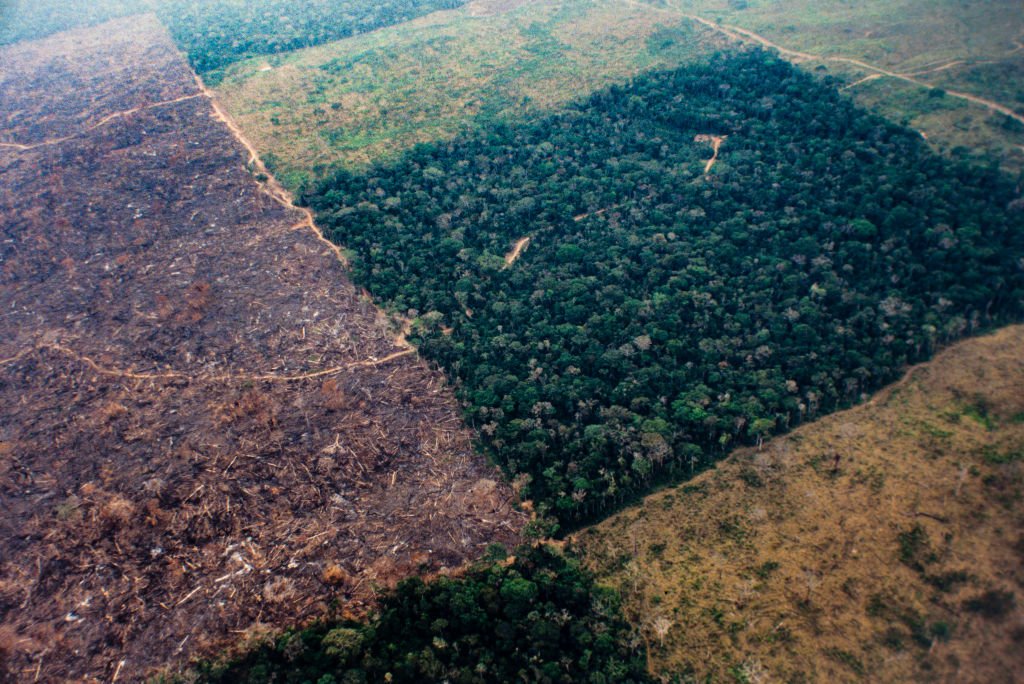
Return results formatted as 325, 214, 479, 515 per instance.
194, 74, 351, 268
0, 343, 415, 383
696, 134, 726, 173
0, 93, 205, 150
677, 10, 1024, 126
503, 236, 531, 267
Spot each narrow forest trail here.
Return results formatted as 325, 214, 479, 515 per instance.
574, 207, 609, 222
674, 11, 1024, 127
0, 342, 414, 383
503, 237, 531, 267
695, 134, 726, 173
0, 93, 205, 150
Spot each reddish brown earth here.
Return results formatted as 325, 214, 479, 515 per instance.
0, 16, 524, 682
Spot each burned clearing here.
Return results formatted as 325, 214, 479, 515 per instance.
0, 16, 524, 682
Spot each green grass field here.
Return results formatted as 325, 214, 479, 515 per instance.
646, 0, 1024, 170
214, 0, 725, 190
216, 0, 1023, 188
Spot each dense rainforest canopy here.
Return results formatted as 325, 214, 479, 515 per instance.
308, 51, 1024, 526
193, 546, 649, 684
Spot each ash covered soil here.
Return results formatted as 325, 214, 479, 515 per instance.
0, 15, 524, 682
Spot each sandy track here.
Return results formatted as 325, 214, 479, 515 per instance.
0, 93, 204, 150
195, 75, 352, 269
503, 236, 531, 267
0, 343, 415, 383
678, 11, 1024, 126
695, 133, 726, 173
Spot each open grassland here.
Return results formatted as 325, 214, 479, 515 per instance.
214, 0, 725, 190
216, 0, 1024, 187
644, 0, 1024, 171
580, 326, 1024, 682
0, 18, 523, 681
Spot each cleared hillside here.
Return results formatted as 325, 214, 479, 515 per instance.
0, 17, 523, 682
580, 325, 1024, 682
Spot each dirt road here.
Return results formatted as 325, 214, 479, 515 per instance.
194, 75, 351, 269
0, 93, 204, 150
695, 134, 726, 173
679, 12, 1024, 127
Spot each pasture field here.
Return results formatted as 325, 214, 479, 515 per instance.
215, 0, 1024, 187
214, 0, 726, 190
580, 325, 1024, 682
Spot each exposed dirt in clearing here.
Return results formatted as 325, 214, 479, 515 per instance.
580, 325, 1024, 683
503, 236, 531, 267
0, 17, 524, 683
694, 133, 726, 173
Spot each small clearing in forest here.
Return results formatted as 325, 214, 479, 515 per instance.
503, 236, 531, 267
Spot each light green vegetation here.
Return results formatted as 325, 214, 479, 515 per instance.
214, 0, 724, 190
216, 0, 1024, 189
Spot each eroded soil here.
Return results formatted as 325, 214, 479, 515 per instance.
0, 16, 524, 682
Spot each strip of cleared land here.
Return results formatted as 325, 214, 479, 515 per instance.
0, 16, 523, 682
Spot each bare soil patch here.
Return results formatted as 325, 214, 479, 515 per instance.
694, 133, 726, 173
0, 17, 523, 682
502, 236, 530, 267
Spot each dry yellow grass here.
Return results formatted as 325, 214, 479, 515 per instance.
579, 325, 1024, 683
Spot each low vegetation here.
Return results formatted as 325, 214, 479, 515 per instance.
308, 51, 1024, 525
163, 0, 467, 84
579, 325, 1024, 682
644, 0, 1024, 171
214, 0, 724, 189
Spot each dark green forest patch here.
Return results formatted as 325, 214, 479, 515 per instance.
309, 51, 1024, 526
1, 0, 464, 83
188, 546, 649, 684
